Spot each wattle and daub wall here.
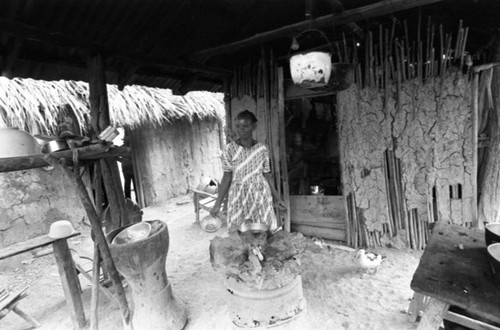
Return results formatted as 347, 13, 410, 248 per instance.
131, 117, 223, 206
338, 73, 473, 248
0, 167, 86, 247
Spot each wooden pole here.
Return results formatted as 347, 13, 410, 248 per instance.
478, 33, 500, 228
45, 157, 131, 326
471, 72, 479, 227
277, 67, 291, 232
87, 53, 127, 231
90, 241, 100, 330
52, 238, 86, 329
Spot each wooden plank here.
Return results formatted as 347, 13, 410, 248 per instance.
417, 297, 449, 330
291, 224, 346, 241
52, 239, 86, 329
12, 306, 41, 328
290, 218, 346, 230
0, 144, 127, 173
289, 195, 346, 227
0, 287, 28, 312
0, 232, 80, 260
411, 222, 500, 325
408, 292, 426, 322
445, 311, 500, 330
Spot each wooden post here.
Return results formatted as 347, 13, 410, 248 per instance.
277, 67, 291, 232
88, 54, 111, 135
45, 157, 131, 326
87, 53, 127, 231
417, 297, 449, 330
478, 33, 500, 227
52, 238, 86, 329
472, 72, 479, 227
90, 241, 100, 330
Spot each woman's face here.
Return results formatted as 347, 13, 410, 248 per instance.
235, 118, 256, 139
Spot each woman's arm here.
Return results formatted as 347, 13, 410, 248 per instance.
263, 173, 286, 211
210, 171, 233, 217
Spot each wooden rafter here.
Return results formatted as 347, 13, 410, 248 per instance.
328, 0, 364, 39
12, 57, 223, 89
0, 18, 231, 77
193, 0, 445, 60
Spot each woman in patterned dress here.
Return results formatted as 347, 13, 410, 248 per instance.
210, 110, 286, 232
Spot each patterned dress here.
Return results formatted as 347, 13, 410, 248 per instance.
221, 141, 278, 231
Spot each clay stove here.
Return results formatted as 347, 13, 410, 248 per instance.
210, 230, 307, 328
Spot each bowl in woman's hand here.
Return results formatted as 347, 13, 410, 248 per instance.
485, 223, 500, 246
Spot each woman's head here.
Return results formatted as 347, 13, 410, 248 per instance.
235, 110, 257, 139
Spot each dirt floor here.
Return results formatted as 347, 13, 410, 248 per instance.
0, 195, 424, 330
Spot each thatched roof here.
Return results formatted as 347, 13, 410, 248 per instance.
0, 77, 224, 134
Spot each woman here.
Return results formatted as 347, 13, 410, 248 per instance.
210, 110, 286, 232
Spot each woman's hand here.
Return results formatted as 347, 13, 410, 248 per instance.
274, 199, 287, 213
210, 203, 221, 217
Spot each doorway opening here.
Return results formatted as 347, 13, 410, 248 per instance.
285, 95, 341, 196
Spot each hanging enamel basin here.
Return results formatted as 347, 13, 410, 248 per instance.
289, 51, 332, 88
0, 127, 39, 158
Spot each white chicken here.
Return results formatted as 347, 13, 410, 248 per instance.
355, 249, 386, 277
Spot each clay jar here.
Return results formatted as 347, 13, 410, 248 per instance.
0, 127, 39, 158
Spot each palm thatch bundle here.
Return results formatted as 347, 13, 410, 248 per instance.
0, 77, 224, 134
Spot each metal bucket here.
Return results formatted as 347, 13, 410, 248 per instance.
226, 275, 306, 328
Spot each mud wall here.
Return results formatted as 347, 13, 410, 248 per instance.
130, 117, 223, 206
0, 167, 86, 248
337, 73, 473, 247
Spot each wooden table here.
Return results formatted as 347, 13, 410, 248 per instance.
0, 232, 85, 329
410, 222, 500, 329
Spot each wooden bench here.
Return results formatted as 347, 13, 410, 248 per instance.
0, 232, 85, 329
410, 222, 500, 330
0, 286, 40, 328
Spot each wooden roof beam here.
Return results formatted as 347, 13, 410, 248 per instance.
0, 18, 231, 77
12, 56, 223, 89
193, 0, 446, 60
328, 0, 364, 39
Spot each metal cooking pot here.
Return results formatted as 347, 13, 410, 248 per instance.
34, 134, 56, 147
238, 222, 269, 234
43, 139, 69, 153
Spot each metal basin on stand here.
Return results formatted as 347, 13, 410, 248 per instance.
107, 220, 187, 330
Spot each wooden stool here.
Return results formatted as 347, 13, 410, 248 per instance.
193, 189, 227, 223
0, 286, 40, 328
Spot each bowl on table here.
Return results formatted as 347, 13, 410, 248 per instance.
487, 243, 500, 282
485, 223, 500, 246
